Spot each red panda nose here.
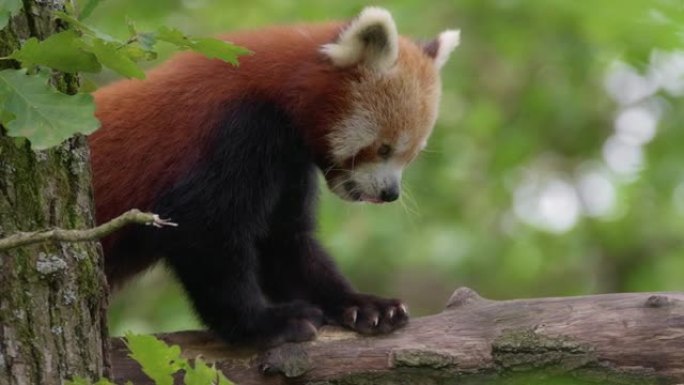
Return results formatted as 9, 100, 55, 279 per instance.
380, 187, 400, 202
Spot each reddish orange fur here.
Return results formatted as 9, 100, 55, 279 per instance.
87, 10, 456, 344
90, 23, 358, 229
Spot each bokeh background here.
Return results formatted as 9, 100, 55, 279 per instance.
87, 0, 684, 336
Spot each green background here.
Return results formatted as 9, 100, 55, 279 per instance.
86, 0, 684, 336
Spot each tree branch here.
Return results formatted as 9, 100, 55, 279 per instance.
0, 209, 177, 251
110, 288, 684, 385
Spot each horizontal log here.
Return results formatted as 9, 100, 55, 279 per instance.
110, 288, 684, 385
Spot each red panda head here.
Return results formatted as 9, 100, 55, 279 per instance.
319, 7, 459, 203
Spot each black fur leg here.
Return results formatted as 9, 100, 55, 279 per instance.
147, 100, 327, 347
254, 301, 324, 347
210, 299, 324, 347
163, 243, 324, 347
209, 302, 323, 347
325, 293, 409, 334
256, 182, 410, 336
117, 97, 408, 346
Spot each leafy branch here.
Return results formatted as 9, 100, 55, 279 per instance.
0, 1, 250, 149
0, 0, 21, 29
67, 333, 234, 385
0, 69, 100, 149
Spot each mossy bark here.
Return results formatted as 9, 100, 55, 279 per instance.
0, 1, 107, 384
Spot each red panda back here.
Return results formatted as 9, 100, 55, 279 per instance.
88, 6, 459, 345
89, 22, 351, 227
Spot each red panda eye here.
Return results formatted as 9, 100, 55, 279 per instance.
377, 144, 392, 158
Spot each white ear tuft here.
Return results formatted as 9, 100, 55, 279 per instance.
321, 7, 399, 71
434, 29, 460, 69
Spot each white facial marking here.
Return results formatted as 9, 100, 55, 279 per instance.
396, 132, 413, 154
328, 107, 377, 162
434, 29, 461, 69
329, 161, 403, 202
320, 7, 399, 71
353, 162, 402, 197
420, 139, 428, 151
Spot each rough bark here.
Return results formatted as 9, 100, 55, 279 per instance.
111, 288, 684, 385
0, 2, 107, 384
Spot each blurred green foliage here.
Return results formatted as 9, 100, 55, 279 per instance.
95, 0, 684, 335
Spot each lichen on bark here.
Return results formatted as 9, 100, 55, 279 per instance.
491, 329, 596, 372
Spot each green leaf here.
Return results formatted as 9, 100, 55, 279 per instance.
125, 333, 187, 385
0, 87, 13, 123
0, 0, 22, 30
54, 11, 117, 42
188, 38, 251, 65
53, 11, 96, 34
0, 108, 14, 124
10, 30, 101, 73
217, 371, 235, 385
154, 26, 189, 46
126, 16, 137, 37
125, 18, 157, 58
79, 76, 98, 93
184, 358, 218, 385
122, 45, 157, 62
136, 32, 157, 52
0, 69, 100, 150
83, 38, 145, 79
156, 26, 250, 65
78, 0, 102, 20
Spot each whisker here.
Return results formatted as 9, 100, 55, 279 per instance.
421, 148, 441, 154
324, 166, 345, 177
329, 176, 352, 194
400, 183, 421, 217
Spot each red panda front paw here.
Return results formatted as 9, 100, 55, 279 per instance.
328, 293, 409, 335
261, 301, 324, 346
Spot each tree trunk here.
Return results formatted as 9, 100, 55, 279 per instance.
0, 2, 107, 384
111, 288, 684, 385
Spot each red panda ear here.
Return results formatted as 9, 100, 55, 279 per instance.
423, 30, 460, 69
321, 7, 399, 71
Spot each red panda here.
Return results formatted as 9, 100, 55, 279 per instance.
89, 7, 459, 346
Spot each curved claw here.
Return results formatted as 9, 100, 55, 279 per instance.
342, 306, 359, 328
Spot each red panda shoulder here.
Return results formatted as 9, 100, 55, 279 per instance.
90, 22, 356, 227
